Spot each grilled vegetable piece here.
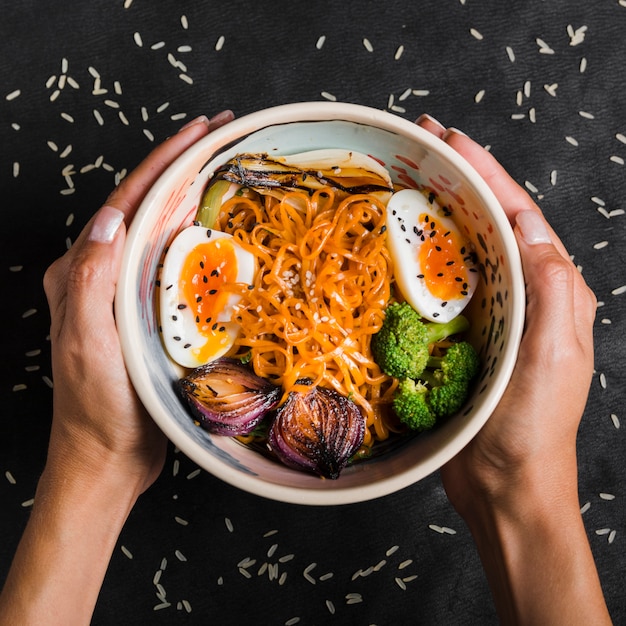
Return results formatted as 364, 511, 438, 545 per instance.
179, 358, 281, 436
268, 382, 365, 479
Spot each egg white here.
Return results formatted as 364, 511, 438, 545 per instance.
159, 225, 255, 368
385, 189, 478, 323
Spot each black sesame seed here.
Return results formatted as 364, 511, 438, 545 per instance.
380, 225, 387, 233
437, 272, 444, 277
455, 277, 463, 282
435, 245, 442, 251
196, 296, 202, 303
247, 284, 254, 290
209, 289, 217, 295
433, 312, 440, 318
173, 336, 181, 341
400, 224, 406, 232
206, 229, 213, 238
446, 261, 455, 266
184, 343, 191, 348
166, 284, 173, 290
417, 274, 424, 279
195, 316, 200, 323
177, 304, 187, 310
202, 275, 208, 283
219, 326, 226, 332
199, 261, 205, 269
155, 279, 160, 287
441, 301, 448, 307
212, 322, 218, 330
172, 315, 178, 321
211, 269, 219, 277
461, 290, 468, 296
205, 317, 212, 323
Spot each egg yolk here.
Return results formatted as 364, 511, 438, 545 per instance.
417, 213, 470, 301
180, 239, 239, 362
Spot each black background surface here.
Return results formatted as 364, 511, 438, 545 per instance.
1, 1, 625, 624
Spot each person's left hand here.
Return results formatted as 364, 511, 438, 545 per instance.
42, 111, 235, 497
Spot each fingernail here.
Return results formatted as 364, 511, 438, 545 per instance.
442, 127, 469, 140
177, 115, 210, 132
208, 109, 235, 127
416, 113, 445, 130
88, 205, 125, 243
515, 210, 552, 245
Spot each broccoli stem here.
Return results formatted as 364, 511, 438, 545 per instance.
424, 315, 470, 344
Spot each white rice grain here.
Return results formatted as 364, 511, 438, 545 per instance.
506, 46, 515, 62
12, 162, 19, 178
580, 501, 591, 514
121, 545, 133, 559
285, 618, 300, 626
5, 471, 16, 484
475, 89, 485, 103
608, 530, 617, 544
611, 285, 626, 295
386, 545, 400, 556
174, 516, 189, 526
600, 493, 615, 500
321, 91, 337, 101
143, 129, 155, 142
470, 28, 483, 40
13, 384, 27, 392
610, 155, 625, 165
133, 32, 143, 47
593, 241, 609, 250
22, 308, 37, 318
186, 468, 201, 479
611, 414, 620, 429
93, 109, 104, 126
326, 600, 336, 614
544, 83, 558, 97
395, 45, 404, 60
345, 593, 363, 604
536, 38, 555, 54
316, 35, 326, 50
6, 89, 21, 101
599, 373, 607, 389
215, 35, 225, 51
179, 74, 194, 85
225, 517, 234, 532
565, 136, 579, 146
303, 562, 317, 584
363, 37, 373, 52
395, 577, 407, 590
580, 57, 587, 73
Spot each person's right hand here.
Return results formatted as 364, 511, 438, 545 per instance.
415, 115, 610, 625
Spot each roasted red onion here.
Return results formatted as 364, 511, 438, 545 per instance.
178, 358, 281, 435
268, 383, 365, 479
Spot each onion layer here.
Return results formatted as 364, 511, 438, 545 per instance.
178, 358, 281, 435
268, 383, 365, 479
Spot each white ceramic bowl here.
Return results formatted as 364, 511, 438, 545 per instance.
116, 102, 525, 505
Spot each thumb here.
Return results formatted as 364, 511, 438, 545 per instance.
513, 210, 594, 361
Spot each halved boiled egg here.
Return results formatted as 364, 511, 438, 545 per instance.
385, 189, 478, 323
159, 225, 256, 368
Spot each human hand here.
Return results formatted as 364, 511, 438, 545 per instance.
414, 115, 596, 513
42, 111, 235, 497
415, 115, 609, 625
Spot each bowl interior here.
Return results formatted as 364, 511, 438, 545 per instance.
116, 103, 524, 505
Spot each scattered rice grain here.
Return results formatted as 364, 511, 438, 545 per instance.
345, 593, 363, 604
316, 35, 326, 49
610, 155, 625, 165
175, 549, 187, 561
470, 28, 483, 40
610, 414, 620, 429
5, 471, 16, 484
215, 35, 225, 51
599, 493, 615, 500
474, 89, 485, 103
593, 241, 609, 250
22, 308, 37, 318
42, 376, 53, 388
611, 285, 626, 295
395, 45, 404, 60
398, 559, 413, 570
326, 599, 336, 614
143, 128, 155, 142
580, 57, 587, 73
225, 517, 234, 532
175, 516, 189, 526
93, 109, 104, 126
153, 602, 170, 611
21, 498, 34, 507
386, 545, 400, 556
121, 545, 133, 559
580, 501, 591, 514
506, 46, 515, 62
363, 37, 373, 52
565, 136, 578, 146
321, 91, 336, 101
303, 562, 317, 584
6, 89, 21, 101
133, 31, 143, 47
285, 618, 300, 626
13, 384, 27, 392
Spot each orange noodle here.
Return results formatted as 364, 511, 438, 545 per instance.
216, 187, 399, 448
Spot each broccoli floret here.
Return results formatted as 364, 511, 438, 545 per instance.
427, 341, 481, 384
371, 302, 471, 379
428, 379, 470, 419
392, 379, 437, 431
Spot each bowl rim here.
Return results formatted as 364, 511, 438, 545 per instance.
116, 101, 525, 506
